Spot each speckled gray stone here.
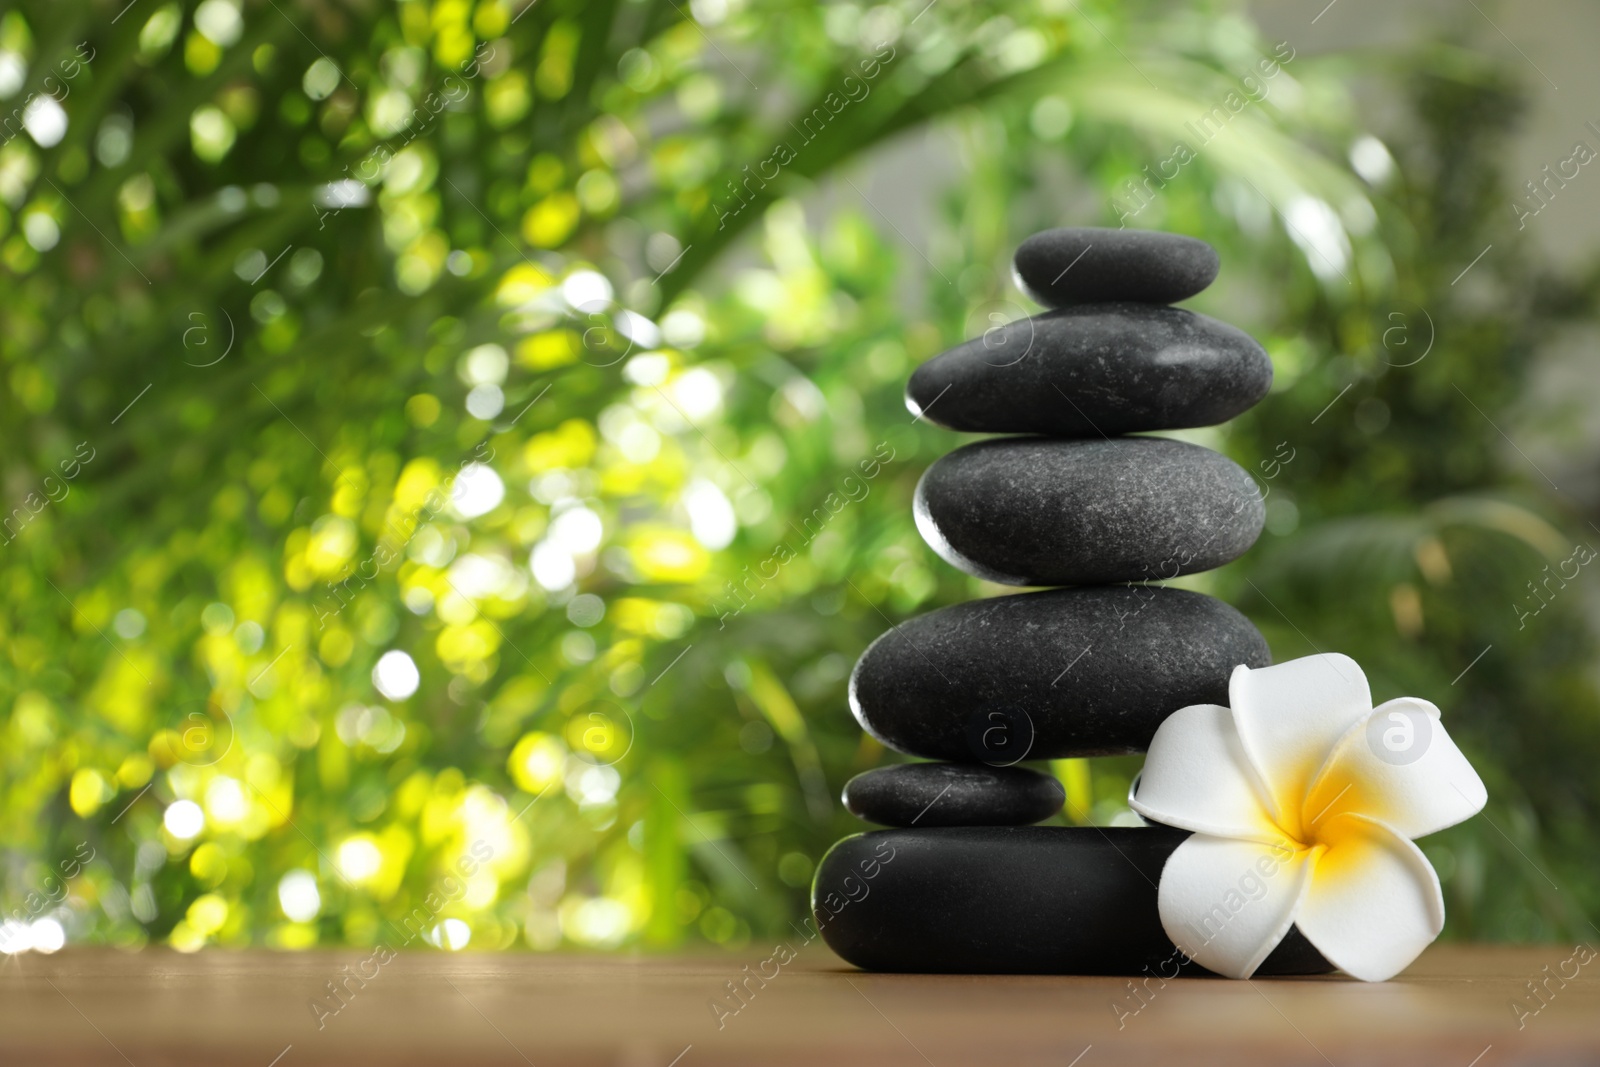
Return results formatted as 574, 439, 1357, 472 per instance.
843, 763, 1065, 827
904, 304, 1271, 436
1013, 227, 1219, 308
812, 827, 1333, 975
914, 436, 1265, 587
849, 585, 1270, 760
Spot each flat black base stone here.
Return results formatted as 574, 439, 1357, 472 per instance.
813, 826, 1333, 976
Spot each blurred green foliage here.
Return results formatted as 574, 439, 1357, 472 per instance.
0, 0, 1595, 955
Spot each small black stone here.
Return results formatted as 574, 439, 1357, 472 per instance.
905, 304, 1271, 436
914, 436, 1264, 587
812, 827, 1333, 975
842, 763, 1065, 827
850, 585, 1270, 760
1013, 227, 1219, 308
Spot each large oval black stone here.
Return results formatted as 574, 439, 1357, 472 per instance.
850, 586, 1270, 760
905, 304, 1271, 436
914, 437, 1265, 587
1012, 227, 1219, 307
842, 763, 1065, 827
812, 827, 1332, 975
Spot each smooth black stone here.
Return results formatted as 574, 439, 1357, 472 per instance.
813, 827, 1332, 976
914, 437, 1264, 586
843, 763, 1065, 827
850, 586, 1270, 760
904, 304, 1271, 436
1013, 227, 1219, 307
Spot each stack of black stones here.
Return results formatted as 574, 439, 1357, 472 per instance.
812, 228, 1333, 975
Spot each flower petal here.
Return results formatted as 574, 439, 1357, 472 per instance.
1230, 654, 1372, 829
1296, 813, 1444, 981
1305, 697, 1488, 840
1156, 833, 1314, 979
1131, 703, 1283, 844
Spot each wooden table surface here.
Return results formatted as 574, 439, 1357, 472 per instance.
1, 944, 1595, 1066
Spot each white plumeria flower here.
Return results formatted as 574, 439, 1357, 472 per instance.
1130, 653, 1487, 981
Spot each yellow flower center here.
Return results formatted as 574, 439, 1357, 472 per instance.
1268, 769, 1365, 868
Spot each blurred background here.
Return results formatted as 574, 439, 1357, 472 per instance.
2, 0, 1597, 958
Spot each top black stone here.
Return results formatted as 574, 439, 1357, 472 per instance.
1013, 227, 1220, 308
